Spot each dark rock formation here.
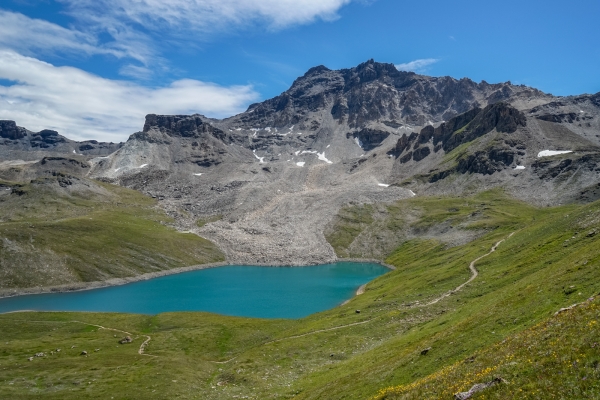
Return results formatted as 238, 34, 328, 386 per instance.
0, 120, 122, 158
388, 132, 417, 157
0, 120, 27, 140
143, 114, 230, 143
438, 102, 526, 152
412, 146, 431, 162
347, 128, 390, 151
389, 103, 526, 168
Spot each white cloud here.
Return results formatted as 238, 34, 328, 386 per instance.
119, 64, 154, 80
61, 0, 355, 34
0, 50, 259, 142
0, 10, 154, 64
395, 58, 439, 73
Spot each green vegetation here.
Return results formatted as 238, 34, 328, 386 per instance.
374, 298, 600, 399
0, 178, 224, 289
196, 214, 223, 228
324, 204, 374, 257
1, 190, 599, 399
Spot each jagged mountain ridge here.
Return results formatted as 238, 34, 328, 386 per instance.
2, 59, 600, 265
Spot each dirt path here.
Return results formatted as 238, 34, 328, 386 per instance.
265, 320, 372, 344
268, 231, 516, 343
210, 357, 237, 364
420, 231, 516, 307
72, 321, 156, 357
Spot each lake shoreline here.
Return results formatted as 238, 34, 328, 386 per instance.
0, 258, 394, 300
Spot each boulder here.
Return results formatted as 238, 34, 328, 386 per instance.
119, 336, 133, 344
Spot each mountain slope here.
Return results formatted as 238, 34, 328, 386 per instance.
84, 60, 599, 264
0, 158, 224, 294
2, 59, 600, 266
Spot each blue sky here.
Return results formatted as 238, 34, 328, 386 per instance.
0, 0, 599, 142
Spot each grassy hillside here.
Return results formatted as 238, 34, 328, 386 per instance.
0, 191, 599, 399
373, 296, 600, 399
0, 177, 224, 290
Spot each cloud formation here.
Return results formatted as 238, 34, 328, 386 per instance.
395, 58, 439, 73
0, 10, 153, 64
61, 0, 355, 33
0, 51, 259, 142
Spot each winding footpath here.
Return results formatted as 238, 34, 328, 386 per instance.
72, 321, 156, 357
265, 320, 373, 345
420, 231, 516, 307
268, 231, 516, 343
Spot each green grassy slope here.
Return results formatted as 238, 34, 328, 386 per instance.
0, 191, 599, 399
0, 178, 224, 290
374, 296, 600, 399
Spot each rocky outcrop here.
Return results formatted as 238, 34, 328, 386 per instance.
143, 114, 230, 143
0, 120, 122, 158
533, 153, 600, 181
388, 132, 417, 157
389, 103, 526, 166
0, 120, 27, 140
30, 130, 67, 148
347, 128, 390, 151
438, 102, 526, 152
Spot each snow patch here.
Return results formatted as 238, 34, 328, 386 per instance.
354, 137, 363, 149
537, 150, 572, 158
72, 150, 76, 154
193, 173, 203, 176
114, 168, 120, 172
264, 127, 271, 132
409, 190, 416, 197
317, 152, 333, 164
253, 150, 266, 164
378, 183, 390, 187
235, 128, 242, 131
139, 164, 148, 168
294, 150, 301, 156
298, 150, 333, 164
326, 144, 330, 148
296, 162, 305, 167
514, 166, 526, 170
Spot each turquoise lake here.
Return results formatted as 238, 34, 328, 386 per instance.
0, 262, 388, 318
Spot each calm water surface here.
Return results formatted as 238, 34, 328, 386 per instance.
0, 262, 388, 318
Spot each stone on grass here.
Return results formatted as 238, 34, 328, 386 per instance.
119, 336, 133, 344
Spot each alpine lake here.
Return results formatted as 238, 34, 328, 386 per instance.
0, 262, 389, 318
